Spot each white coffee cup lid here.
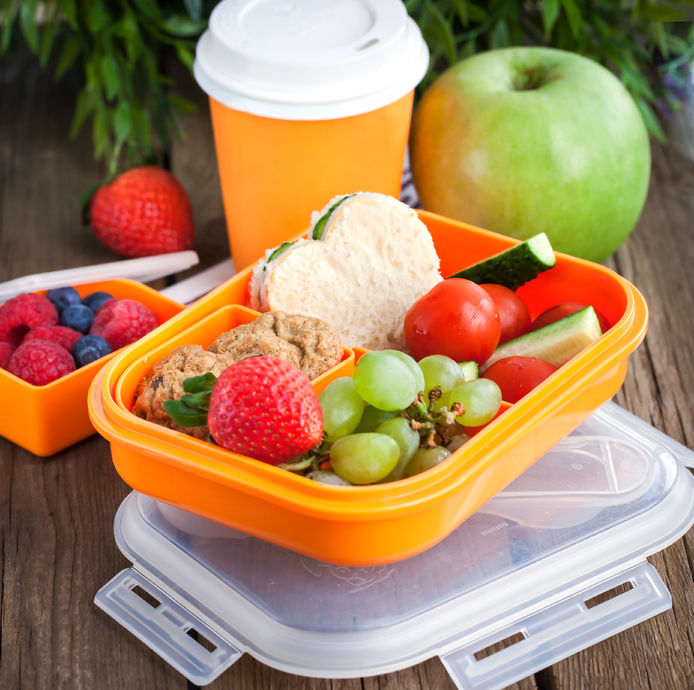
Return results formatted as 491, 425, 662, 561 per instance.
193, 0, 429, 120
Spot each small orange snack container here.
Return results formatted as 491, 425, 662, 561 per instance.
0, 279, 183, 457
89, 211, 648, 566
193, 0, 428, 269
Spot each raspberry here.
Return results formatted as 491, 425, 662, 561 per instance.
0, 341, 14, 369
89, 299, 158, 350
7, 339, 76, 385
23, 325, 82, 352
208, 356, 323, 464
0, 293, 58, 347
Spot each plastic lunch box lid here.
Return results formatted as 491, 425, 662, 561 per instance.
96, 402, 694, 687
193, 0, 430, 120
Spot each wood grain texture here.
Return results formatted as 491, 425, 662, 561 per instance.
0, 49, 692, 690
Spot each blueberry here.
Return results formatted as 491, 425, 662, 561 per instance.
83, 291, 114, 312
46, 286, 82, 311
72, 335, 111, 367
60, 304, 94, 334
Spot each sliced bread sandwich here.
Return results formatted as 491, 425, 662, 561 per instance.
247, 192, 442, 351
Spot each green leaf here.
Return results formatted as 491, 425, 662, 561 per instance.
560, 0, 583, 39
183, 372, 217, 394
161, 14, 206, 37
541, 0, 561, 36
113, 100, 132, 142
183, 0, 203, 21
635, 98, 666, 143
69, 88, 96, 138
163, 399, 209, 428
86, 1, 112, 34
1, 1, 17, 54
54, 34, 82, 80
424, 2, 458, 64
92, 107, 110, 159
56, 0, 78, 28
131, 0, 162, 21
489, 19, 510, 49
175, 43, 195, 71
19, 1, 39, 52
168, 94, 197, 114
99, 55, 121, 100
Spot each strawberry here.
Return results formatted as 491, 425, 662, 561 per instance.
164, 356, 323, 465
89, 166, 195, 258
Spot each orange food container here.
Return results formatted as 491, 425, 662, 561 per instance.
88, 211, 648, 566
0, 279, 183, 457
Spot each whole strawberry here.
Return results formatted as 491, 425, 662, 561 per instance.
164, 356, 323, 465
90, 166, 195, 257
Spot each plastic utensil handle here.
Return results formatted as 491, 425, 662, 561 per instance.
94, 568, 241, 686
440, 561, 670, 690
159, 258, 235, 304
0, 251, 199, 301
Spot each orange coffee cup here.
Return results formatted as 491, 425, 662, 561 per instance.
193, 0, 429, 270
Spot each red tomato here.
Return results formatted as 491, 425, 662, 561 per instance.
532, 302, 610, 333
404, 278, 501, 363
480, 283, 531, 343
482, 356, 558, 403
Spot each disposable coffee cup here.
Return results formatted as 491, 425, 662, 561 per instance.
194, 0, 429, 270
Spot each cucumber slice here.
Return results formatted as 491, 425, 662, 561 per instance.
448, 233, 556, 290
480, 306, 602, 373
311, 194, 355, 240
458, 360, 479, 381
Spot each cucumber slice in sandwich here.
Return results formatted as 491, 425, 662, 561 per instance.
449, 233, 555, 290
311, 194, 355, 240
248, 193, 442, 350
480, 306, 602, 373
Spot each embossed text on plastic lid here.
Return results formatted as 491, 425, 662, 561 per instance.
193, 0, 430, 120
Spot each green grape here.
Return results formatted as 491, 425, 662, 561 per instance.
306, 470, 352, 486
354, 405, 397, 433
446, 378, 502, 427
330, 433, 400, 484
418, 354, 466, 399
352, 351, 419, 411
404, 446, 451, 477
382, 349, 425, 393
375, 417, 420, 482
319, 377, 364, 441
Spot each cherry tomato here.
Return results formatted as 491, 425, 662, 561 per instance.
480, 283, 531, 343
482, 356, 558, 403
404, 278, 501, 364
532, 302, 610, 333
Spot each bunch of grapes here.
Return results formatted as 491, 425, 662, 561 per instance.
283, 350, 503, 486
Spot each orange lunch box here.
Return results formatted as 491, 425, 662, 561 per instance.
0, 279, 183, 457
88, 211, 648, 565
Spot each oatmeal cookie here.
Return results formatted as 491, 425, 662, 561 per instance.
209, 311, 342, 380
132, 345, 232, 439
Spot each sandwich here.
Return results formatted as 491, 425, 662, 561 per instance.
247, 192, 442, 351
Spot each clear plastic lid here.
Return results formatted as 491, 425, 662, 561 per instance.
193, 0, 429, 119
97, 402, 694, 686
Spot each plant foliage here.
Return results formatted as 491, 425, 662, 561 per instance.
1, 0, 692, 172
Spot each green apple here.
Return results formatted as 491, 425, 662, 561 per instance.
409, 47, 651, 263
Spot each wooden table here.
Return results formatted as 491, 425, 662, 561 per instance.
1, 49, 692, 690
